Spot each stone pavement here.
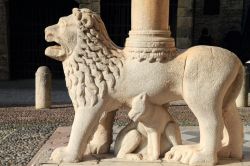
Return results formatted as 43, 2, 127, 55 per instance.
29, 126, 250, 166
0, 105, 74, 166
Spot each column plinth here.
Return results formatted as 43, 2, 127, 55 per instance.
125, 0, 176, 62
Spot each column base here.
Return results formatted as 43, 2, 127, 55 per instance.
124, 30, 177, 62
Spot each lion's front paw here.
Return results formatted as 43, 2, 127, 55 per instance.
50, 146, 79, 163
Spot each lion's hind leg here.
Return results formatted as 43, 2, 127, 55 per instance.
115, 129, 142, 160
219, 102, 243, 160
115, 128, 142, 159
165, 58, 228, 165
219, 67, 244, 160
87, 111, 116, 154
165, 96, 224, 165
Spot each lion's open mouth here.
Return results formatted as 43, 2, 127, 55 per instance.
48, 42, 63, 50
45, 40, 66, 61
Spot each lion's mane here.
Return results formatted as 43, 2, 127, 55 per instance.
63, 9, 124, 109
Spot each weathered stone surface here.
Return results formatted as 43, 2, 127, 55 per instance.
176, 38, 192, 49
178, 0, 193, 8
114, 94, 181, 160
177, 8, 193, 17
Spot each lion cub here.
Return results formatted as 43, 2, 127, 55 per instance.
114, 93, 182, 160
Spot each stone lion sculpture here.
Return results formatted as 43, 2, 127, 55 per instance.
114, 93, 182, 161
45, 8, 244, 165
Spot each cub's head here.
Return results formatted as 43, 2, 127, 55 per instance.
128, 93, 151, 122
44, 8, 97, 61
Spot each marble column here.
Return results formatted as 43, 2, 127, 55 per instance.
131, 0, 169, 30
125, 0, 176, 62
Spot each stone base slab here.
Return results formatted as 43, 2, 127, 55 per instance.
28, 127, 250, 166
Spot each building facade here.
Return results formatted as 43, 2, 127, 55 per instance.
0, 0, 248, 80
193, 0, 243, 45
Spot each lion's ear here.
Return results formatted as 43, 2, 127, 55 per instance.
72, 8, 82, 21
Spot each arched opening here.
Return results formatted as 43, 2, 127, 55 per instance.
8, 0, 78, 79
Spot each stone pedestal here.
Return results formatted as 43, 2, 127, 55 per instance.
28, 126, 250, 166
35, 66, 52, 109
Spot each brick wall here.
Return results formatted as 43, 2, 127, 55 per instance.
176, 0, 194, 48
0, 0, 9, 80
193, 0, 243, 46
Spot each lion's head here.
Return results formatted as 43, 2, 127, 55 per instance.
45, 8, 123, 108
45, 8, 117, 61
45, 9, 77, 61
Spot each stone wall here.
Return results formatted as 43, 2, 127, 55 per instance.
193, 0, 243, 45
79, 0, 100, 14
0, 0, 9, 80
176, 0, 194, 49
245, 0, 250, 8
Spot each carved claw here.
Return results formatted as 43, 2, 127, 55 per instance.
50, 146, 79, 163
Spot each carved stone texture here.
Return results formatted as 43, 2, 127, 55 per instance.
35, 66, 51, 109
44, 2, 244, 166
114, 93, 182, 161
125, 0, 176, 63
